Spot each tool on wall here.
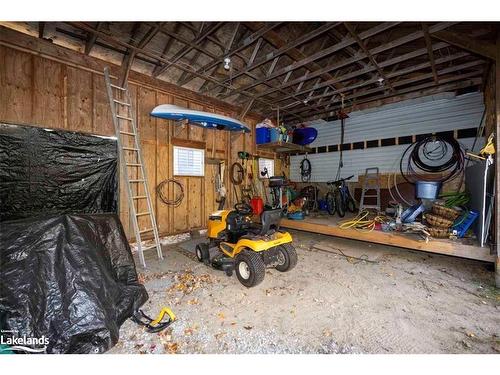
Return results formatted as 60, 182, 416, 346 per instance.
104, 67, 162, 268
215, 161, 227, 210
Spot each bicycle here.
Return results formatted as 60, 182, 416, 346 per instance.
325, 175, 356, 217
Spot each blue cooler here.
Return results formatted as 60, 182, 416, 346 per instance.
256, 128, 270, 144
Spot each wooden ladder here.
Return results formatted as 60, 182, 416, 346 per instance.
103, 67, 162, 267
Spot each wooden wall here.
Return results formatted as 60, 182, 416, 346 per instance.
0, 43, 279, 239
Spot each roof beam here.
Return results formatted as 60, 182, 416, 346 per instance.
253, 23, 457, 103
38, 22, 45, 39
120, 23, 162, 86
220, 22, 402, 99
422, 23, 439, 84
176, 22, 282, 87
214, 22, 339, 89
264, 40, 453, 105
152, 22, 223, 78
344, 22, 395, 91
66, 22, 305, 121
282, 53, 469, 112
152, 23, 181, 76
84, 22, 101, 55
431, 30, 496, 60
286, 62, 483, 120
295, 76, 482, 124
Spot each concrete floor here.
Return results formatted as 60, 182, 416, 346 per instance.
110, 230, 499, 354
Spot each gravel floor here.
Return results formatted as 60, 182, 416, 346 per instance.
109, 230, 499, 354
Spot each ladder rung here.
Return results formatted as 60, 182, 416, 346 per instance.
363, 195, 379, 198
132, 195, 147, 199
119, 131, 136, 136
113, 99, 130, 106
122, 147, 138, 151
129, 179, 145, 183
111, 84, 126, 91
136, 212, 151, 217
139, 228, 154, 234
361, 205, 380, 209
126, 163, 142, 167
141, 244, 159, 251
116, 115, 133, 121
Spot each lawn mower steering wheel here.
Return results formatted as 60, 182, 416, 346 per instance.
234, 202, 253, 216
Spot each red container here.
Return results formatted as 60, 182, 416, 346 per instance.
250, 197, 264, 215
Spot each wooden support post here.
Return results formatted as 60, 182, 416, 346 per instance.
495, 32, 500, 288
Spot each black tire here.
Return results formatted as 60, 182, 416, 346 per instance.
325, 192, 336, 215
335, 190, 345, 217
195, 243, 209, 263
275, 244, 298, 272
234, 250, 266, 287
346, 196, 356, 213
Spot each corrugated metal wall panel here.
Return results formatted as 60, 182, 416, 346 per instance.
290, 92, 484, 182
290, 138, 478, 182
307, 92, 484, 146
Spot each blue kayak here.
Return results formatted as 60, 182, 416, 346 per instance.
292, 127, 318, 145
151, 104, 250, 133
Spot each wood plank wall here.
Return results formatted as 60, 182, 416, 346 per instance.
0, 44, 280, 239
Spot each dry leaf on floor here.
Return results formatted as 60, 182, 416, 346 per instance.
243, 326, 253, 330
164, 342, 179, 354
217, 312, 225, 320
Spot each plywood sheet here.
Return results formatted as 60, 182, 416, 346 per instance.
66, 66, 92, 133
0, 46, 33, 124
32, 57, 64, 127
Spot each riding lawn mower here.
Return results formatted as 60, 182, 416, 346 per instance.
195, 203, 297, 287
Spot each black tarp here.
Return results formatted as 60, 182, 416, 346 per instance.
0, 214, 148, 354
0, 123, 118, 221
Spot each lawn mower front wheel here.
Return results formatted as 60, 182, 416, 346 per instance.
195, 243, 210, 264
234, 250, 266, 287
275, 244, 298, 272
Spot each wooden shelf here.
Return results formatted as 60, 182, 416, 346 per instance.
281, 216, 495, 263
257, 141, 312, 154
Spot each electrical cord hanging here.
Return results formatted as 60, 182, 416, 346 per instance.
156, 178, 184, 206
300, 156, 311, 182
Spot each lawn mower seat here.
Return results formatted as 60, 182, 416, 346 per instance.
256, 208, 281, 235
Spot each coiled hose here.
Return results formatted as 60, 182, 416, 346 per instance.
156, 179, 184, 206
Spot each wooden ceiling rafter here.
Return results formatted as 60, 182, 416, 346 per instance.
176, 22, 282, 87
221, 22, 400, 100
286, 63, 484, 122
152, 22, 224, 78
66, 21, 306, 121
18, 21, 494, 123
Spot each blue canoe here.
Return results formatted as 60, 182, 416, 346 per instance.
151, 104, 250, 133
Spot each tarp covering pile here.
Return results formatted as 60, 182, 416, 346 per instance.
0, 123, 118, 221
0, 214, 148, 354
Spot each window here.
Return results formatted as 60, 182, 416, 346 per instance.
258, 158, 274, 178
173, 146, 205, 176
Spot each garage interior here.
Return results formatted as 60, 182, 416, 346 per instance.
0, 20, 499, 354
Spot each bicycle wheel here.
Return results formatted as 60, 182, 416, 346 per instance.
325, 192, 336, 215
346, 195, 357, 213
335, 190, 345, 217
